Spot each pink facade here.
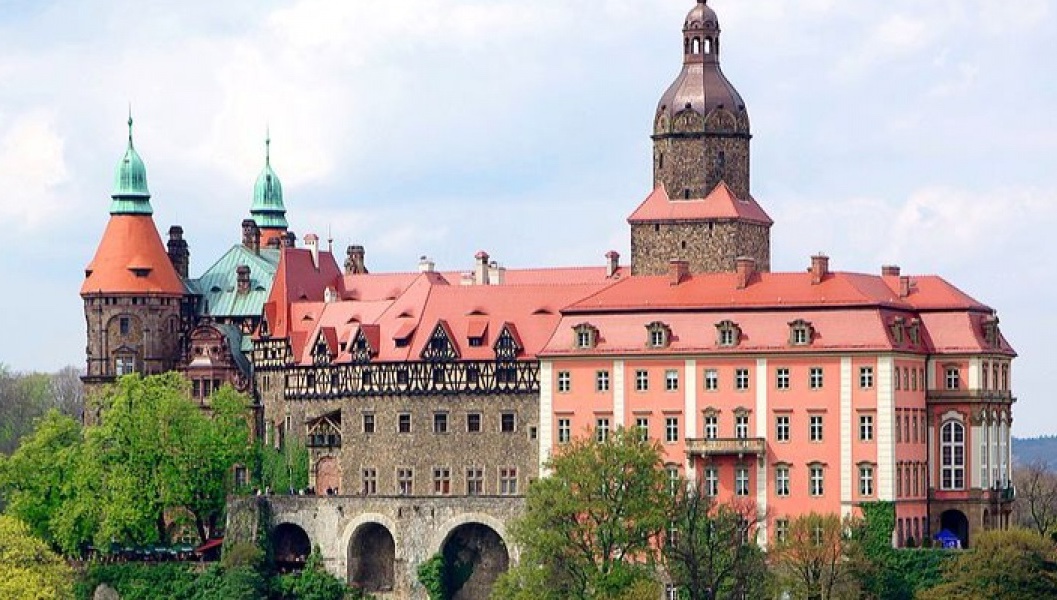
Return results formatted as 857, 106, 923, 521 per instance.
539, 261, 1015, 548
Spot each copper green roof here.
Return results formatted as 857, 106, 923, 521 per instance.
188, 246, 281, 319
250, 135, 288, 230
110, 116, 153, 215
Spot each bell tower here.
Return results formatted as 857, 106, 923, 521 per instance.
630, 0, 771, 276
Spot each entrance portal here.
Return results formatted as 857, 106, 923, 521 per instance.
940, 509, 970, 549
441, 523, 509, 600
272, 523, 311, 572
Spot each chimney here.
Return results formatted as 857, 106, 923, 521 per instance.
882, 265, 901, 277
605, 250, 620, 278
668, 259, 690, 286
418, 255, 436, 273
475, 251, 490, 286
236, 265, 251, 294
735, 256, 756, 289
304, 234, 320, 270
345, 245, 368, 275
810, 254, 830, 285
281, 231, 297, 249
241, 219, 261, 254
167, 225, 190, 279
899, 276, 912, 298
489, 261, 506, 285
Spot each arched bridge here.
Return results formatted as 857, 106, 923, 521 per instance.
227, 495, 524, 599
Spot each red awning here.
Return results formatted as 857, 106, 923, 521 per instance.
194, 538, 224, 554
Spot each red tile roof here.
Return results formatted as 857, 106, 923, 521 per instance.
627, 182, 773, 226
81, 215, 185, 296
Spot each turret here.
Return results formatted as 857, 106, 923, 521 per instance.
250, 134, 290, 247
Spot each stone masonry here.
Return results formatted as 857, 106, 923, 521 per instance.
630, 220, 770, 276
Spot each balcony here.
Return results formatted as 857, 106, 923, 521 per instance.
926, 389, 1015, 404
685, 437, 766, 458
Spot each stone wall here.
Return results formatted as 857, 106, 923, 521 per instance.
227, 494, 525, 600
652, 107, 752, 200
630, 221, 770, 276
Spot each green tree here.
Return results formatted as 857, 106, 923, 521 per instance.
771, 512, 860, 600
275, 547, 350, 600
0, 514, 74, 599
257, 437, 310, 494
0, 410, 85, 550
83, 373, 254, 546
663, 488, 769, 600
917, 528, 1057, 600
494, 428, 668, 599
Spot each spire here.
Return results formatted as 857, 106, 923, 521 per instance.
109, 112, 153, 215
250, 131, 289, 232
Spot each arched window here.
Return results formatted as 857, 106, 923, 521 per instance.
940, 421, 965, 490
703, 38, 713, 54
691, 37, 701, 54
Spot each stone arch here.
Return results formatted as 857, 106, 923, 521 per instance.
434, 515, 512, 600
347, 521, 396, 592
940, 509, 969, 549
272, 522, 311, 572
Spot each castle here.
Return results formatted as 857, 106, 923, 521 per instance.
82, 1, 1016, 598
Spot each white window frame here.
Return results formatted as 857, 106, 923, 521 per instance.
665, 416, 679, 443
809, 367, 824, 389
596, 370, 610, 392
557, 371, 571, 393
776, 415, 790, 442
596, 418, 610, 442
635, 369, 649, 392
735, 414, 749, 439
776, 465, 790, 497
704, 414, 718, 439
859, 464, 874, 496
735, 466, 749, 496
860, 366, 874, 389
557, 418, 571, 444
735, 368, 750, 391
941, 420, 965, 490
704, 368, 719, 391
810, 415, 824, 442
859, 414, 874, 442
665, 369, 679, 392
810, 464, 824, 496
776, 367, 790, 390
704, 466, 719, 496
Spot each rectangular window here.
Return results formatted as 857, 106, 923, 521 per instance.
467, 468, 483, 495
775, 519, 789, 543
735, 466, 749, 496
859, 414, 874, 442
115, 356, 135, 376
397, 468, 413, 496
363, 413, 376, 434
433, 468, 451, 495
433, 412, 449, 434
735, 368, 750, 391
776, 415, 790, 442
810, 465, 824, 496
557, 418, 571, 444
860, 366, 874, 389
704, 415, 718, 440
946, 367, 960, 390
665, 369, 679, 391
810, 415, 823, 442
501, 412, 516, 433
776, 368, 790, 390
596, 418, 610, 442
362, 468, 377, 496
635, 417, 650, 440
704, 369, 718, 391
119, 317, 130, 336
500, 467, 518, 495
859, 465, 874, 496
912, 415, 918, 443
704, 467, 718, 497
467, 413, 482, 433
596, 370, 610, 392
398, 413, 412, 433
635, 369, 649, 392
776, 466, 790, 496
735, 414, 749, 439
557, 371, 571, 393
809, 367, 824, 389
665, 417, 679, 443
650, 329, 666, 347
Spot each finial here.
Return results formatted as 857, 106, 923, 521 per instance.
265, 126, 271, 166
127, 104, 134, 145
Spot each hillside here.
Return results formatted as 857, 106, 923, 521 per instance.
1013, 436, 1057, 468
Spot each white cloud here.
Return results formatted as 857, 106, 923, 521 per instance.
0, 111, 67, 229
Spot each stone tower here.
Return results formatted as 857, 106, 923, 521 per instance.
81, 117, 187, 417
250, 134, 290, 248
630, 0, 772, 276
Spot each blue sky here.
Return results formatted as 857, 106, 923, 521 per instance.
1, 0, 1054, 434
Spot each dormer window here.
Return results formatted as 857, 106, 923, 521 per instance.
907, 319, 921, 345
574, 324, 599, 349
646, 322, 672, 349
982, 315, 1001, 348
789, 320, 814, 346
715, 320, 741, 348
468, 337, 483, 347
890, 317, 905, 345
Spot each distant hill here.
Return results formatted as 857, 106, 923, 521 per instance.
1013, 436, 1057, 468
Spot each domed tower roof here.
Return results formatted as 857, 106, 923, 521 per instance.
656, 0, 748, 129
109, 115, 153, 215
250, 134, 289, 231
